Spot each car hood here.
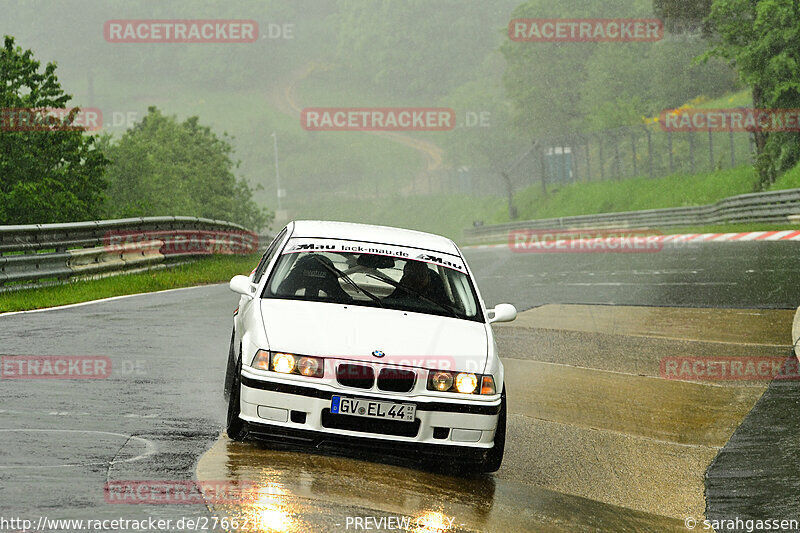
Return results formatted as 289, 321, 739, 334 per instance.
260, 299, 488, 373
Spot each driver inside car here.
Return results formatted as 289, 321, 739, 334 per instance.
385, 260, 450, 308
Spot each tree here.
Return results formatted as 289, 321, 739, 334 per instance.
703, 0, 800, 189
501, 0, 656, 138
653, 0, 713, 33
101, 107, 271, 231
0, 35, 108, 224
502, 0, 737, 138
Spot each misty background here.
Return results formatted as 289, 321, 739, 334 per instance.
1, 0, 741, 238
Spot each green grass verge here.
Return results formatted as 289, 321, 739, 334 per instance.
667, 223, 799, 234
693, 89, 752, 109
501, 165, 760, 223
771, 162, 800, 190
0, 254, 261, 313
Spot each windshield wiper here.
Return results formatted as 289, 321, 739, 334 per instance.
365, 273, 459, 318
310, 255, 385, 308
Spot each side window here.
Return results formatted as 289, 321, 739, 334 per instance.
253, 228, 287, 284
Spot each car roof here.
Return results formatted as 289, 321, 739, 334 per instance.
288, 220, 461, 256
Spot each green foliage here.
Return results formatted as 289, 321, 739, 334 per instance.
501, 0, 738, 136
770, 160, 800, 190
0, 35, 109, 224
101, 107, 271, 230
581, 38, 739, 131
703, 0, 800, 189
653, 0, 713, 32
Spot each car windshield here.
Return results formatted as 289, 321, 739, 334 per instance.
263, 240, 482, 322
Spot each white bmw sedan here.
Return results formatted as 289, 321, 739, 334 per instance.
224, 220, 516, 472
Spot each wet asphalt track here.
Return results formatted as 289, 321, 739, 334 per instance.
0, 242, 798, 532
467, 241, 800, 310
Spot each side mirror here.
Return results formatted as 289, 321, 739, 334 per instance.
230, 275, 256, 297
488, 303, 517, 324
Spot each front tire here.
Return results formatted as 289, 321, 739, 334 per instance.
226, 355, 246, 441
481, 385, 506, 473
223, 327, 236, 401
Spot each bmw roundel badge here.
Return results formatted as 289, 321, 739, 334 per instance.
372, 350, 385, 358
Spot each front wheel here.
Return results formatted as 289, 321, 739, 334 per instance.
223, 327, 236, 401
480, 385, 506, 473
226, 355, 246, 441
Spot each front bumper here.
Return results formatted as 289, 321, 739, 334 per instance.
238, 369, 501, 451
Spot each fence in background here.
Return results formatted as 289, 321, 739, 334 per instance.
506, 124, 756, 190
362, 123, 758, 199
0, 216, 257, 291
464, 188, 800, 244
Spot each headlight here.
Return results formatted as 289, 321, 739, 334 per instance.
257, 350, 324, 378
454, 373, 478, 394
297, 356, 322, 377
430, 371, 454, 391
272, 352, 295, 374
427, 370, 496, 395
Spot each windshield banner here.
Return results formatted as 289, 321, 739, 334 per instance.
282, 238, 467, 272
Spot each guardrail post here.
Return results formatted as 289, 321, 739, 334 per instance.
538, 147, 547, 196
585, 136, 591, 181
709, 130, 714, 171
668, 130, 674, 174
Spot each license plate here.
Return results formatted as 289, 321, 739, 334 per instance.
330, 396, 416, 422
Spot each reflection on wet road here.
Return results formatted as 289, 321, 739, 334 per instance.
197, 438, 685, 532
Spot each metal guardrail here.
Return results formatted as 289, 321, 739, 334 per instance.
464, 188, 800, 244
0, 216, 258, 290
